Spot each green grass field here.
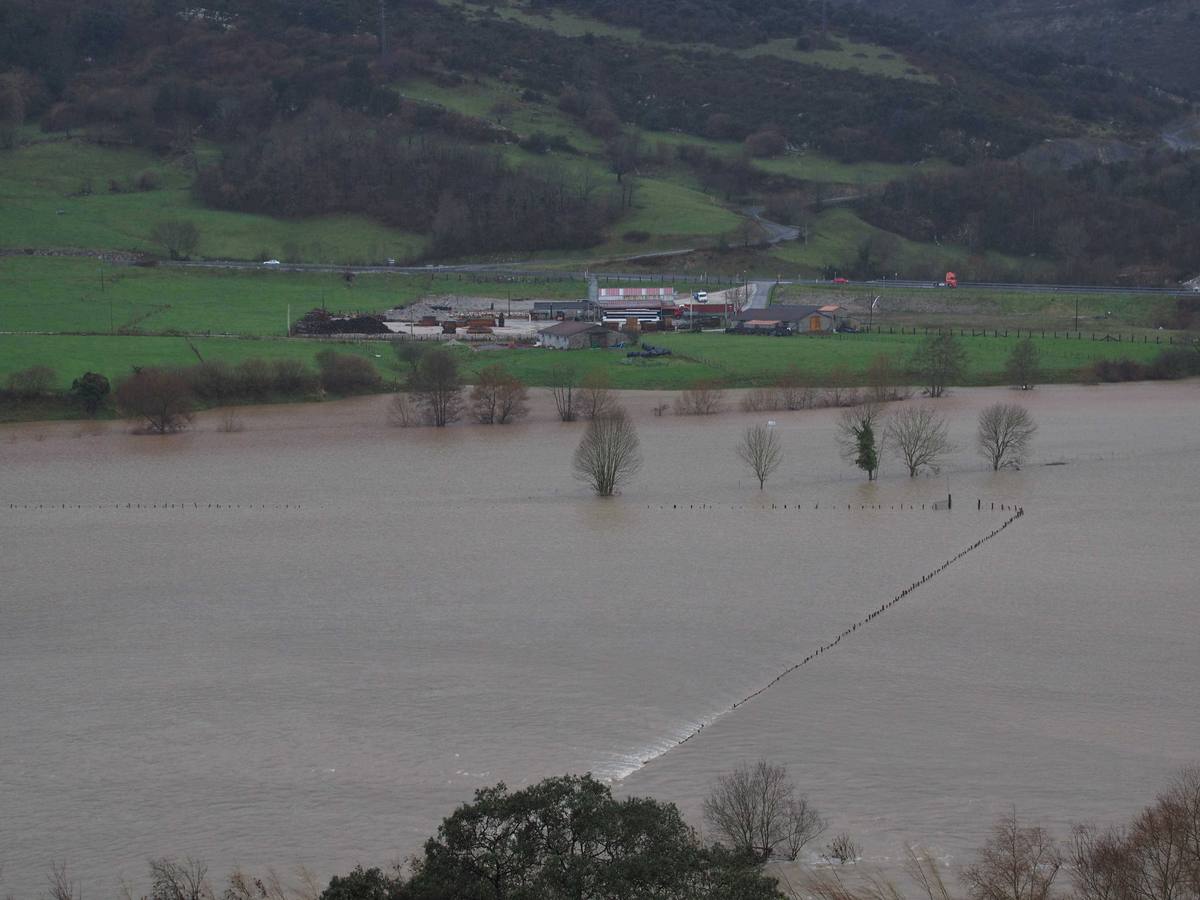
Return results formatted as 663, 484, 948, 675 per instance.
0, 139, 427, 264
399, 74, 925, 194
0, 328, 1177, 421
459, 331, 1169, 389
397, 77, 607, 155
754, 155, 947, 185
773, 281, 1178, 331
0, 256, 587, 336
1, 329, 1172, 396
0, 333, 395, 393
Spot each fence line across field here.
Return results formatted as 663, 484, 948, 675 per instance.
858, 325, 1195, 344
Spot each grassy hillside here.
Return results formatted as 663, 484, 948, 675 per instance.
766, 208, 1040, 280
0, 140, 428, 264
448, 0, 934, 81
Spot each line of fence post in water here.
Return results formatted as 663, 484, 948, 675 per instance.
637, 496, 1021, 514
4, 502, 301, 510
669, 506, 1026, 753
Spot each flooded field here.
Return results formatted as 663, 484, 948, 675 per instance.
1, 383, 1197, 896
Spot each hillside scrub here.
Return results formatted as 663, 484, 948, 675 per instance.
6, 0, 1178, 174
862, 158, 1200, 285
0, 0, 1191, 283
196, 105, 616, 256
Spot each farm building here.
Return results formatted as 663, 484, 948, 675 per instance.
597, 287, 677, 325
539, 321, 615, 350
817, 305, 852, 328
531, 300, 597, 321
597, 287, 677, 303
732, 304, 847, 333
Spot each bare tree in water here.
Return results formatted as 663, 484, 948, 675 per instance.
572, 408, 642, 496
549, 363, 579, 422
704, 759, 827, 861
977, 403, 1037, 470
886, 405, 953, 477
579, 369, 615, 420
736, 424, 783, 489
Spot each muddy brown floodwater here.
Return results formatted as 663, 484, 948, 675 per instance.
1, 383, 1197, 897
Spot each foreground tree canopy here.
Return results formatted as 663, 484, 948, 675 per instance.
393, 775, 785, 900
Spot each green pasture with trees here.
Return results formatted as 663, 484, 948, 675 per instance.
2, 328, 1183, 424
0, 330, 1177, 395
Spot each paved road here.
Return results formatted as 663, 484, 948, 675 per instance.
746, 281, 774, 310
160, 258, 1197, 297
742, 207, 800, 244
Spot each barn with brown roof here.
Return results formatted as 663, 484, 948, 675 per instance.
538, 321, 614, 350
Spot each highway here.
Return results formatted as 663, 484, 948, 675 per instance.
158, 258, 1196, 297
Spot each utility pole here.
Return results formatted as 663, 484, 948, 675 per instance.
1075, 295, 1079, 333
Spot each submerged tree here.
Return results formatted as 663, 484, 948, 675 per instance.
470, 365, 529, 425
70, 371, 111, 416
977, 403, 1037, 470
410, 348, 462, 427
579, 369, 615, 420
1004, 337, 1041, 391
704, 760, 827, 862
837, 403, 883, 480
911, 330, 967, 398
1070, 766, 1200, 900
674, 378, 726, 416
886, 405, 954, 477
736, 424, 783, 489
855, 422, 879, 480
573, 407, 642, 496
963, 811, 1062, 900
115, 367, 194, 434
549, 362, 579, 422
